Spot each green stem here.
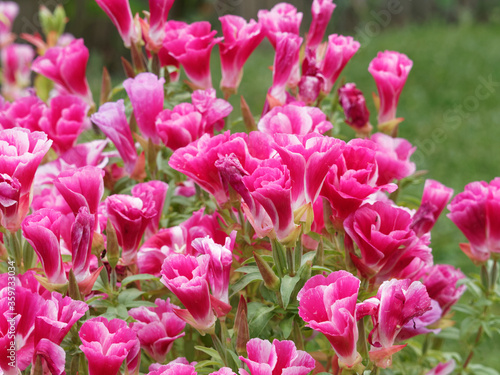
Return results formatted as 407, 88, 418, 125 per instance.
357, 317, 368, 361
286, 247, 295, 276
292, 319, 304, 351
317, 237, 324, 267
6, 231, 23, 273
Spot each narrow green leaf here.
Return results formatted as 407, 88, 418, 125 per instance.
120, 274, 157, 287
230, 272, 263, 297
280, 275, 301, 309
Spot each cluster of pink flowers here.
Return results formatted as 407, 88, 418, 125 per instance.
1, 0, 491, 374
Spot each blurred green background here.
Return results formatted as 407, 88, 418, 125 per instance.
12, 0, 500, 368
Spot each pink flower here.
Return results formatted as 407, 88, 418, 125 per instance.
34, 292, 89, 347
22, 208, 67, 285
411, 180, 453, 237
421, 264, 466, 316
137, 226, 186, 276
131, 180, 168, 239
129, 298, 186, 363
95, 0, 140, 47
1, 43, 35, 100
307, 0, 336, 49
148, 363, 197, 375
91, 99, 138, 174
192, 233, 235, 304
191, 88, 233, 133
106, 194, 157, 264
79, 317, 139, 375
148, 0, 175, 48
338, 83, 371, 133
242, 160, 298, 243
269, 32, 303, 104
32, 339, 66, 375
239, 338, 315, 375
169, 132, 260, 205
297, 271, 361, 368
54, 166, 104, 218
272, 133, 345, 209
366, 279, 432, 368
368, 50, 413, 125
0, 128, 52, 231
0, 1, 18, 46
320, 139, 396, 228
344, 201, 418, 279
395, 299, 442, 341
447, 178, 500, 263
124, 72, 165, 144
39, 95, 90, 154
182, 208, 228, 255
425, 360, 456, 375
158, 20, 187, 81
320, 34, 360, 93
160, 253, 217, 332
258, 103, 332, 135
258, 3, 303, 49
31, 39, 93, 104
0, 95, 45, 131
156, 103, 204, 151
370, 132, 416, 185
70, 206, 95, 283
164, 22, 222, 89
209, 368, 236, 375
219, 15, 264, 95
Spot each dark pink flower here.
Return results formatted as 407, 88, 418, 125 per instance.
169, 132, 260, 205
131, 180, 168, 239
158, 20, 187, 81
0, 95, 45, 131
156, 103, 204, 150
0, 128, 52, 231
95, 0, 140, 47
160, 253, 217, 332
106, 194, 157, 264
306, 0, 336, 49
91, 99, 138, 174
39, 95, 90, 154
124, 72, 165, 144
239, 338, 315, 375
258, 3, 303, 49
298, 271, 361, 368
269, 32, 303, 104
366, 279, 431, 368
411, 180, 453, 237
137, 226, 186, 276
219, 15, 264, 95
368, 50, 413, 125
22, 208, 67, 285
148, 363, 197, 375
320, 139, 396, 227
421, 264, 466, 316
258, 103, 332, 135
164, 22, 222, 89
192, 233, 235, 304
54, 166, 104, 217
370, 132, 416, 185
320, 34, 360, 93
338, 83, 371, 133
31, 39, 93, 104
344, 201, 418, 279
79, 317, 139, 375
191, 88, 232, 133
70, 206, 95, 283
129, 298, 186, 363
32, 339, 66, 375
447, 179, 500, 263
148, 0, 175, 47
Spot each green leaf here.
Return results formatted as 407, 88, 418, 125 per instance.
280, 275, 301, 309
195, 346, 222, 361
117, 289, 145, 304
230, 272, 263, 297
120, 274, 157, 287
301, 250, 316, 266
248, 304, 275, 338
312, 265, 334, 274
233, 266, 260, 274
279, 315, 294, 339
125, 301, 158, 308
468, 364, 500, 375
